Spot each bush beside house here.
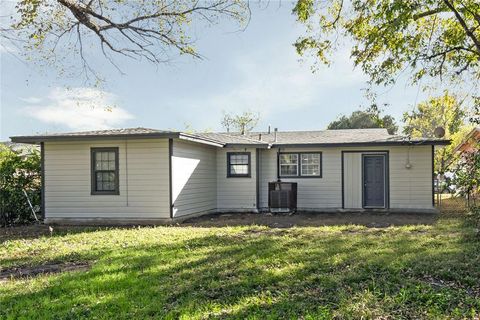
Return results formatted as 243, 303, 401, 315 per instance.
0, 143, 41, 226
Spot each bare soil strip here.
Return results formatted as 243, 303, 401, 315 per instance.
0, 262, 90, 281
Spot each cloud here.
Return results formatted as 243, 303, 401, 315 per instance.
23, 87, 134, 130
20, 97, 43, 104
186, 39, 367, 126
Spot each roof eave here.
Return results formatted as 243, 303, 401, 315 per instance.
178, 133, 225, 147
10, 132, 180, 144
272, 140, 451, 148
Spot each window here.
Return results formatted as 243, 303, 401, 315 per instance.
227, 152, 251, 177
279, 152, 322, 178
279, 153, 298, 176
91, 148, 119, 195
301, 153, 321, 176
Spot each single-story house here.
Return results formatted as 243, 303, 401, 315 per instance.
11, 127, 449, 224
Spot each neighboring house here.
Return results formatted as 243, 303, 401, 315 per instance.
11, 127, 449, 224
452, 127, 480, 155
1, 141, 39, 156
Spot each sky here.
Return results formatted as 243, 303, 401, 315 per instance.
0, 2, 431, 141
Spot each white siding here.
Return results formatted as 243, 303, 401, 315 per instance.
389, 146, 433, 209
259, 148, 342, 210
259, 146, 434, 210
340, 146, 433, 209
217, 148, 257, 211
343, 152, 362, 209
172, 140, 217, 218
44, 139, 170, 219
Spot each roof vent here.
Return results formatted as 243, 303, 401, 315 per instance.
274, 128, 278, 142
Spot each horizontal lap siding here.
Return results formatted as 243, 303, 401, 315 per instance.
171, 140, 217, 217
260, 146, 433, 210
389, 146, 432, 209
259, 148, 342, 209
343, 153, 362, 209
44, 139, 170, 219
341, 146, 433, 209
217, 148, 257, 210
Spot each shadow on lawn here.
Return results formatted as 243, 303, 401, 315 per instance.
0, 224, 136, 244
0, 212, 438, 244
182, 211, 439, 228
1, 224, 479, 319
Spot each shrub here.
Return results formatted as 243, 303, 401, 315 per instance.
452, 145, 479, 207
0, 144, 41, 227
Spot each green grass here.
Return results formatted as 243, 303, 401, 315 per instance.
1, 214, 479, 319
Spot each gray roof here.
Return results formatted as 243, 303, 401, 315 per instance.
11, 127, 450, 146
219, 128, 393, 145
11, 127, 177, 140
196, 128, 449, 146
193, 132, 267, 145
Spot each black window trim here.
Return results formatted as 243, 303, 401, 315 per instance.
91, 147, 120, 195
278, 152, 322, 178
227, 152, 251, 178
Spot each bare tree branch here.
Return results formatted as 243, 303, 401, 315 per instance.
1, 0, 250, 81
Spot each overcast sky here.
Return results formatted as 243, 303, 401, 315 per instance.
0, 3, 430, 140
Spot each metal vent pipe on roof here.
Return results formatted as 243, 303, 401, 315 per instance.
268, 125, 271, 134
274, 128, 278, 142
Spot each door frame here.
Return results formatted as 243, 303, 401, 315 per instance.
361, 153, 389, 209
341, 150, 390, 209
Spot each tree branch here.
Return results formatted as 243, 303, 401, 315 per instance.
443, 0, 480, 55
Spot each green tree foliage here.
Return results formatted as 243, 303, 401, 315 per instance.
402, 92, 470, 173
293, 0, 480, 87
453, 141, 480, 224
221, 111, 260, 134
0, 144, 41, 227
328, 105, 398, 134
453, 146, 480, 197
2, 0, 249, 81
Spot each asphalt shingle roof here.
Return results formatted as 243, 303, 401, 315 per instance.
192, 132, 266, 145
32, 127, 175, 137
11, 127, 449, 146
222, 128, 394, 144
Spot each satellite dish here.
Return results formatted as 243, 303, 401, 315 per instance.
434, 127, 445, 138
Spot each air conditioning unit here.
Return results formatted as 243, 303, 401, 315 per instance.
268, 181, 297, 213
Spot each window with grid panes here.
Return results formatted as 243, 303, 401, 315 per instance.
91, 148, 119, 194
227, 152, 250, 177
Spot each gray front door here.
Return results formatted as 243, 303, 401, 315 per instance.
363, 155, 385, 208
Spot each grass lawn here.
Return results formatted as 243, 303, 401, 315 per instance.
1, 210, 479, 319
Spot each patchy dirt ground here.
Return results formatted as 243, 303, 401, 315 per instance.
0, 212, 437, 243
0, 224, 104, 242
0, 262, 91, 281
182, 211, 438, 228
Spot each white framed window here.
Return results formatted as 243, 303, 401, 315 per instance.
279, 153, 298, 177
279, 152, 322, 178
301, 153, 321, 176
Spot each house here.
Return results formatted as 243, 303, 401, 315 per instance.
452, 127, 480, 155
10, 127, 449, 225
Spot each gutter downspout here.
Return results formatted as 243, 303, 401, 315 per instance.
40, 142, 45, 221
256, 148, 260, 211
169, 138, 173, 219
